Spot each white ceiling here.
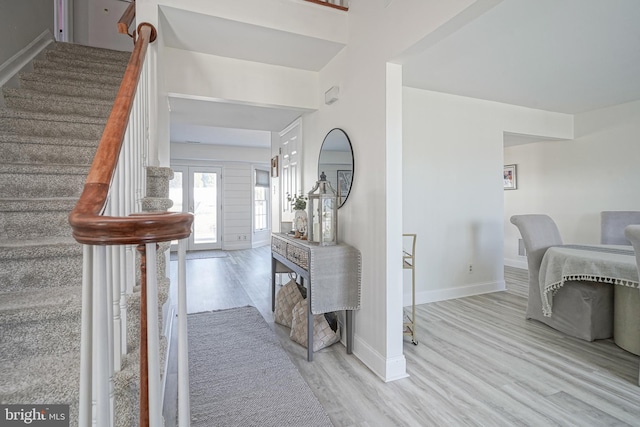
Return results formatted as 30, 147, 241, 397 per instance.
168, 96, 307, 147
160, 6, 345, 72
160, 5, 345, 148
402, 0, 640, 115
164, 0, 640, 148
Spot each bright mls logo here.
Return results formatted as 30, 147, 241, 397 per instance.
0, 405, 69, 426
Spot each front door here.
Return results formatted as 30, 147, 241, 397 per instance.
169, 166, 222, 250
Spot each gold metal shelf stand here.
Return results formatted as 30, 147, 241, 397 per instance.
403, 233, 418, 345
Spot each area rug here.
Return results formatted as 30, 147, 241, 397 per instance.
188, 306, 333, 427
170, 250, 228, 261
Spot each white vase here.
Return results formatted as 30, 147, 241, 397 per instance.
294, 209, 308, 236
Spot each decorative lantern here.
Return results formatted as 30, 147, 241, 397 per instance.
307, 171, 338, 246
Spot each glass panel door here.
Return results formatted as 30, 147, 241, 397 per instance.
169, 166, 222, 251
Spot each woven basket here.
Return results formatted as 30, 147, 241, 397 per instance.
290, 300, 340, 352
274, 279, 304, 328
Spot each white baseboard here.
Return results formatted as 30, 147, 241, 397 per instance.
223, 241, 251, 250
504, 258, 528, 270
353, 335, 409, 382
0, 30, 54, 88
252, 238, 270, 249
405, 280, 506, 306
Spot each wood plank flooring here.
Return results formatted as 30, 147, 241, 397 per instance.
166, 247, 640, 427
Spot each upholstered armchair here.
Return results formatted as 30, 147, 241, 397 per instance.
603, 213, 640, 356
510, 214, 613, 341
601, 211, 640, 245
624, 225, 640, 384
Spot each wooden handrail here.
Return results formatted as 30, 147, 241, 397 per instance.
69, 22, 192, 246
118, 1, 136, 36
304, 0, 348, 11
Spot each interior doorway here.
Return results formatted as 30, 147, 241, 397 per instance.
169, 166, 223, 251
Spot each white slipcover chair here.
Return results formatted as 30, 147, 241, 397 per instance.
511, 214, 613, 341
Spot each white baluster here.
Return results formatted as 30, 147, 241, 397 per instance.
146, 243, 163, 426
119, 245, 128, 356
178, 238, 191, 426
94, 246, 112, 427
105, 245, 115, 427
79, 245, 94, 427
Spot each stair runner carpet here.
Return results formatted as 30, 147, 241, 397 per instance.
0, 41, 140, 426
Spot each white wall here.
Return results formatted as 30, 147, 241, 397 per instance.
73, 0, 133, 52
164, 48, 319, 110
301, 0, 492, 382
504, 100, 640, 268
403, 88, 573, 304
143, 0, 505, 382
0, 0, 53, 90
0, 1, 53, 66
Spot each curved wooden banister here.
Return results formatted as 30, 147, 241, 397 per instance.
304, 0, 348, 11
69, 22, 192, 246
118, 1, 136, 36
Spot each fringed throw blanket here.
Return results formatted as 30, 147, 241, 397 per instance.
539, 244, 639, 316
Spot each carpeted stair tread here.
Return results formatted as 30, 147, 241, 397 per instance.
27, 65, 123, 87
0, 109, 107, 139
45, 47, 129, 66
0, 312, 80, 360
20, 72, 120, 101
0, 351, 80, 399
0, 164, 89, 198
0, 131, 99, 148
3, 88, 113, 118
0, 197, 77, 212
43, 51, 128, 75
0, 198, 78, 240
0, 140, 96, 164
31, 58, 126, 80
0, 108, 107, 125
0, 286, 80, 310
52, 41, 131, 62
0, 236, 81, 258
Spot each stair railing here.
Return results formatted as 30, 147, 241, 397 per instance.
69, 22, 193, 427
304, 0, 349, 11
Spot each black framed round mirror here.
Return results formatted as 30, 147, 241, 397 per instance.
318, 128, 353, 208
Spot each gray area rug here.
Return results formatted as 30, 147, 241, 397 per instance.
170, 250, 228, 261
188, 306, 333, 427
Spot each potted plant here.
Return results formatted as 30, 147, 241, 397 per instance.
287, 193, 308, 238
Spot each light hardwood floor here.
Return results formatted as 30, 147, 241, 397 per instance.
167, 247, 640, 427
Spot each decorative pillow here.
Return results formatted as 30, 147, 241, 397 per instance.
274, 279, 304, 328
290, 300, 340, 352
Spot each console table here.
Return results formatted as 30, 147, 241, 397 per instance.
271, 233, 361, 361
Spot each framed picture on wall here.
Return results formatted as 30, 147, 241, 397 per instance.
337, 170, 352, 197
504, 164, 517, 190
271, 156, 279, 178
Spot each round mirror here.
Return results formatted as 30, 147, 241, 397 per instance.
318, 128, 353, 208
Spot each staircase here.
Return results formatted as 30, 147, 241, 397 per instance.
0, 42, 134, 424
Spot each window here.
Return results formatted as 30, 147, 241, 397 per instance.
254, 169, 270, 231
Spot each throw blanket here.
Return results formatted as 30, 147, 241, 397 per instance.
539, 244, 639, 316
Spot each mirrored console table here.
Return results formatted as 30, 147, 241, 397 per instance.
271, 233, 361, 361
